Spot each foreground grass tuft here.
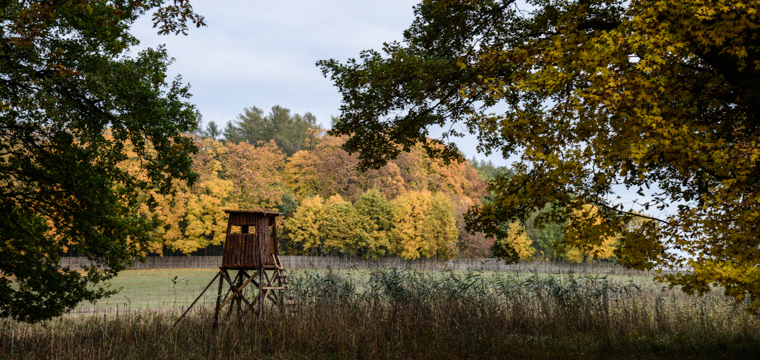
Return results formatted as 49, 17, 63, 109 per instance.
2, 269, 759, 359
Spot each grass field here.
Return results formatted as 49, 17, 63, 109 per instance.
81, 269, 221, 310
80, 268, 658, 311
3, 268, 759, 359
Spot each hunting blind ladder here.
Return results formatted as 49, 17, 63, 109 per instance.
174, 210, 292, 328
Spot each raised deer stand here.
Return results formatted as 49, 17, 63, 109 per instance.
173, 210, 290, 328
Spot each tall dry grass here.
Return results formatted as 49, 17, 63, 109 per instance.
2, 269, 759, 359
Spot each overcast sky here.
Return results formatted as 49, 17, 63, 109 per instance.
129, 0, 510, 166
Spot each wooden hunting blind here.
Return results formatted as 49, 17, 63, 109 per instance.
175, 210, 292, 328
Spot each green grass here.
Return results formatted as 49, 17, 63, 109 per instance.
82, 268, 658, 311
82, 269, 221, 311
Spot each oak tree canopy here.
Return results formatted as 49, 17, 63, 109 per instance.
319, 0, 760, 310
0, 0, 204, 322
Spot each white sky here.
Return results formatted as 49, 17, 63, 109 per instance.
129, 0, 510, 166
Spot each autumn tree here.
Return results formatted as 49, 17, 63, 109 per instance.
454, 199, 493, 257
117, 136, 230, 255
283, 195, 326, 255
394, 143, 486, 204
425, 192, 460, 259
285, 133, 484, 204
122, 138, 190, 255
319, 0, 760, 310
285, 134, 406, 201
117, 128, 238, 257
284, 149, 321, 201
180, 138, 233, 253
0, 0, 205, 322
353, 189, 393, 259
309, 135, 366, 200
320, 194, 363, 255
389, 191, 458, 260
491, 222, 535, 262
282, 192, 392, 258
224, 140, 286, 210
560, 204, 617, 263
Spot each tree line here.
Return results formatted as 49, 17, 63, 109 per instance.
128, 106, 490, 259
118, 105, 632, 262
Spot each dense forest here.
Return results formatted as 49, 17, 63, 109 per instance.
117, 105, 617, 262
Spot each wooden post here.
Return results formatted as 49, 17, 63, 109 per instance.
213, 270, 224, 329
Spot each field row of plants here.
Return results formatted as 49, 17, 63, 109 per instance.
2, 269, 758, 359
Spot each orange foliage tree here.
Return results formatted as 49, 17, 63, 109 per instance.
224, 140, 286, 210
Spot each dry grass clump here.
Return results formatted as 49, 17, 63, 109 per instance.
2, 269, 759, 359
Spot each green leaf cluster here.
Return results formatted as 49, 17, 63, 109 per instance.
223, 105, 318, 156
0, 0, 204, 322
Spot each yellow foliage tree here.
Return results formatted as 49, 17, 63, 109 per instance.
224, 140, 285, 210
116, 134, 193, 254
284, 134, 482, 203
284, 150, 320, 201
491, 222, 535, 261
176, 138, 232, 253
123, 137, 234, 254
354, 189, 393, 259
320, 194, 362, 255
390, 191, 458, 260
283, 195, 325, 254
561, 204, 617, 263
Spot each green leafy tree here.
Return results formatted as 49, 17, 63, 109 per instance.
224, 105, 319, 156
319, 0, 760, 310
283, 195, 326, 255
0, 0, 204, 322
278, 193, 299, 215
524, 205, 564, 260
198, 121, 220, 140
354, 189, 393, 259
321, 194, 361, 255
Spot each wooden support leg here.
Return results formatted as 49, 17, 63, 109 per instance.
173, 272, 220, 327
218, 270, 258, 312
276, 270, 284, 308
235, 271, 245, 323
225, 271, 241, 320
259, 268, 265, 318
213, 270, 224, 329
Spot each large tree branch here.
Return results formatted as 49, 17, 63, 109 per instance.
592, 200, 671, 226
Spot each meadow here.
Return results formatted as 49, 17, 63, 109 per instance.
2, 268, 759, 359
